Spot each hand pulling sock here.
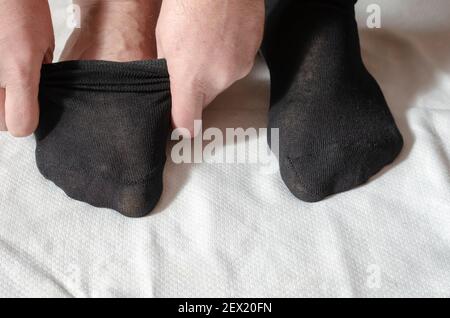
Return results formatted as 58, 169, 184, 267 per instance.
35, 60, 171, 218
261, 0, 404, 202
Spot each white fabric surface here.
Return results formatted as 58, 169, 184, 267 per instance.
0, 0, 449, 298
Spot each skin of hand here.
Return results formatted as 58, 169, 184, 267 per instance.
156, 0, 265, 137
61, 0, 161, 62
0, 0, 54, 137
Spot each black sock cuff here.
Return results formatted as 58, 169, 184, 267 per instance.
266, 0, 356, 17
40, 59, 170, 92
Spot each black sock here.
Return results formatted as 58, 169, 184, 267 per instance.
262, 0, 403, 202
36, 60, 171, 217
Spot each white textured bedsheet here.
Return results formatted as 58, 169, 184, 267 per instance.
0, 0, 449, 297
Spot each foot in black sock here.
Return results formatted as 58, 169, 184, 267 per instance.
262, 0, 403, 202
36, 60, 171, 217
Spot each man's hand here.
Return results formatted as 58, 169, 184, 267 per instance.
156, 0, 265, 137
0, 0, 54, 137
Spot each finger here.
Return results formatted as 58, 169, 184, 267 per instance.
0, 88, 6, 131
5, 73, 40, 137
170, 79, 205, 138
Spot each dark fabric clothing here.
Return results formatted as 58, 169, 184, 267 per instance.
262, 0, 403, 201
36, 60, 171, 217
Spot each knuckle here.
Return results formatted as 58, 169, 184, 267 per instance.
7, 54, 40, 83
13, 50, 36, 65
9, 65, 37, 84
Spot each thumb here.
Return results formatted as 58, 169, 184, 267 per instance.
5, 71, 40, 137
170, 79, 205, 138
